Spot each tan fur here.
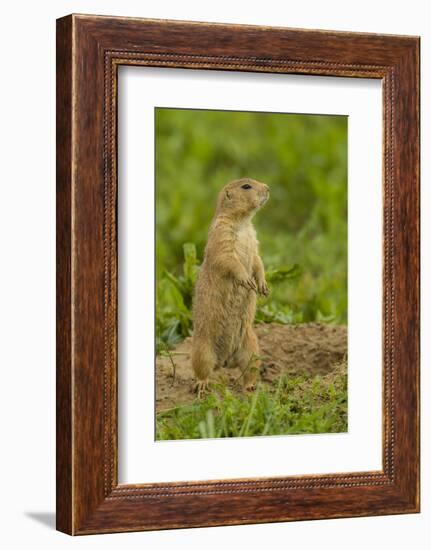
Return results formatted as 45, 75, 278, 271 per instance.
191, 178, 270, 395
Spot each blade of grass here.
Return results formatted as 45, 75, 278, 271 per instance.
240, 385, 260, 437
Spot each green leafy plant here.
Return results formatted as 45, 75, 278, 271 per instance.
156, 243, 199, 353
163, 243, 199, 310
265, 263, 301, 283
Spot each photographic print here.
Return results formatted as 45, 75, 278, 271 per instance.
155, 107, 348, 441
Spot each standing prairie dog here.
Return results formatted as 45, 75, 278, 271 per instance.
192, 178, 270, 396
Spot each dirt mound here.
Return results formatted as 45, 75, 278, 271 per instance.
156, 323, 347, 413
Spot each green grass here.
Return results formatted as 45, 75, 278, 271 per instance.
156, 366, 347, 440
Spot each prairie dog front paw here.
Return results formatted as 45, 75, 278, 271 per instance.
237, 275, 258, 293
258, 280, 270, 296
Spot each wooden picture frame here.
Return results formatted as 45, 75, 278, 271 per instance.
56, 14, 420, 535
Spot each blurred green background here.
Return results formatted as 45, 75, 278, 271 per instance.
155, 108, 347, 351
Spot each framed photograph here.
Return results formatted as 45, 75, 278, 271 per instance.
56, 14, 420, 535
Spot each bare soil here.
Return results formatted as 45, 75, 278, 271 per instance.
156, 323, 347, 413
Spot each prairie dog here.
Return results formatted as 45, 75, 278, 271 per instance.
191, 178, 270, 396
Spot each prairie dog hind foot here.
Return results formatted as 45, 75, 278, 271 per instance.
194, 378, 210, 399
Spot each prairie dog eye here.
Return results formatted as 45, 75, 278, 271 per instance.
241, 184, 252, 189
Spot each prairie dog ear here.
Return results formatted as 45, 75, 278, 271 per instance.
225, 189, 231, 200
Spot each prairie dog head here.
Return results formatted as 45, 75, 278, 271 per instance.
216, 178, 269, 219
